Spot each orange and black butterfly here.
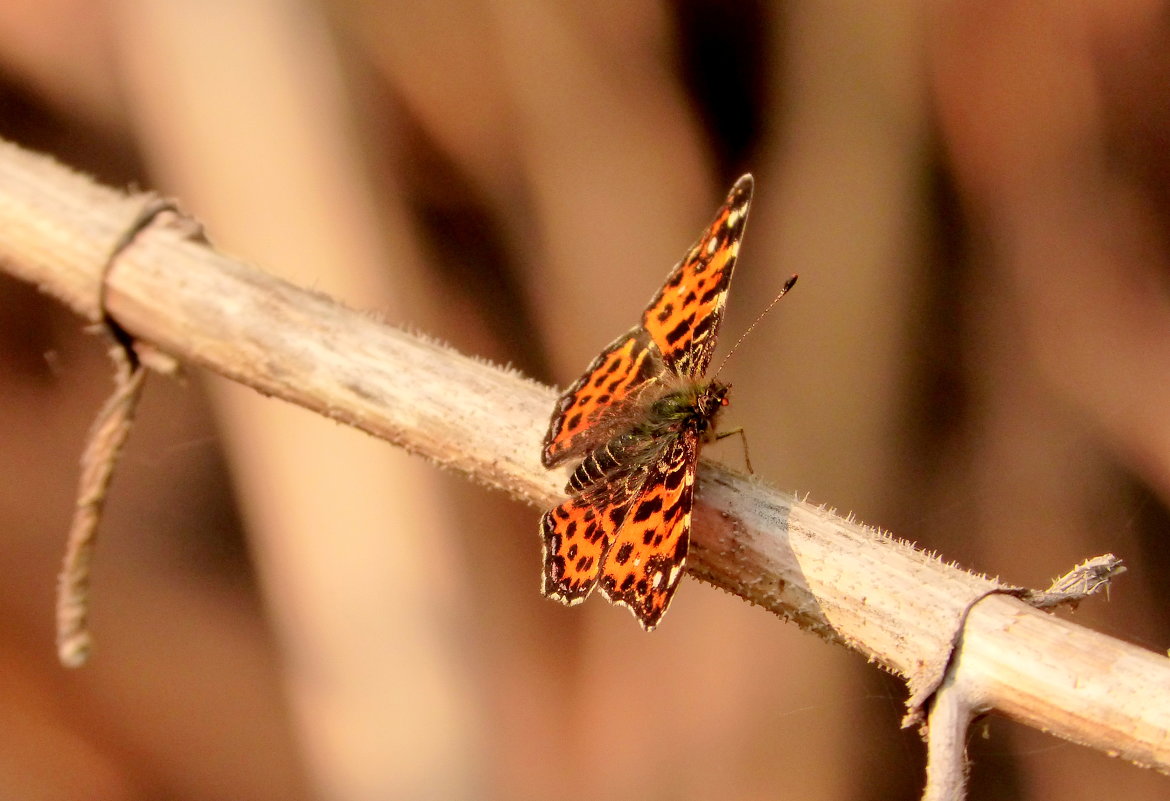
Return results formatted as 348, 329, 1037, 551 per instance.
539, 175, 797, 630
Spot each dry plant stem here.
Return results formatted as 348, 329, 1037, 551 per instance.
957, 594, 1170, 769
2, 139, 1169, 776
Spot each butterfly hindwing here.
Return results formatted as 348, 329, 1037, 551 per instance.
540, 464, 652, 603
598, 432, 697, 631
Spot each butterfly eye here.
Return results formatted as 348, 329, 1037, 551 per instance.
720, 397, 729, 407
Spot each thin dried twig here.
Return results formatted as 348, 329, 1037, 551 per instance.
922, 676, 975, 801
56, 343, 145, 667
0, 137, 1167, 793
1022, 553, 1127, 609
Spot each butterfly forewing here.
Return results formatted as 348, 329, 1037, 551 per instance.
640, 174, 752, 379
541, 328, 664, 468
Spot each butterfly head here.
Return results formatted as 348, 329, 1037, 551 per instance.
694, 380, 731, 432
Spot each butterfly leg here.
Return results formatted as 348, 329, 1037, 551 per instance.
714, 426, 753, 474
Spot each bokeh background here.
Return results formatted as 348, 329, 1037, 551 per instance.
2, 2, 1170, 799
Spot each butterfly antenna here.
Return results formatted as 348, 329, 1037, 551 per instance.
713, 274, 799, 378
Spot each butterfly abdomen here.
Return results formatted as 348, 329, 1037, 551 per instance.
566, 432, 639, 494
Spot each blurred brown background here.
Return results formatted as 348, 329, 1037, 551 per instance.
2, 1, 1170, 799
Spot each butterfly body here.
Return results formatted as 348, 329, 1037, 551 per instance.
564, 378, 728, 494
539, 175, 762, 630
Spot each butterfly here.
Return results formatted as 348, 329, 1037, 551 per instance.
539, 174, 796, 630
